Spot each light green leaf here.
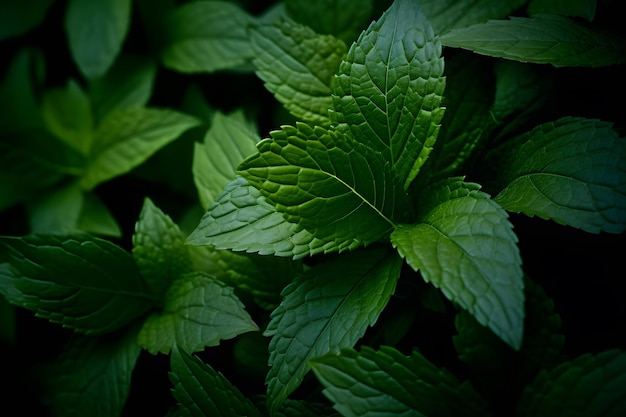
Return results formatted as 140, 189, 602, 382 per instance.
391, 177, 524, 349
264, 246, 402, 415
284, 0, 374, 43
0, 235, 153, 335
517, 349, 626, 417
331, 0, 446, 189
132, 197, 192, 303
441, 14, 626, 67
65, 0, 132, 79
80, 107, 200, 190
89, 54, 157, 123
44, 326, 142, 417
169, 345, 264, 417
193, 111, 259, 210
239, 123, 407, 247
0, 0, 54, 40
527, 0, 597, 21
250, 17, 346, 126
415, 0, 526, 34
186, 176, 361, 259
309, 345, 490, 417
138, 271, 258, 355
493, 117, 626, 234
161, 1, 255, 73
41, 79, 93, 155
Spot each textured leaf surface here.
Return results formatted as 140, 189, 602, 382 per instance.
162, 1, 254, 73
331, 0, 445, 189
517, 349, 626, 417
0, 235, 153, 334
65, 0, 131, 78
169, 345, 263, 417
392, 177, 524, 349
132, 197, 192, 303
264, 247, 402, 415
138, 272, 258, 354
493, 117, 626, 234
80, 107, 200, 189
45, 327, 141, 417
251, 17, 346, 126
186, 176, 360, 259
239, 123, 407, 247
193, 111, 259, 210
309, 345, 490, 417
441, 14, 626, 67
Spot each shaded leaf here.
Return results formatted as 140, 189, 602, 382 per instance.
527, 0, 597, 21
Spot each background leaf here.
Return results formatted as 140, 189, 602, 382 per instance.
527, 0, 597, 21
65, 0, 132, 79
391, 177, 524, 349
492, 117, 626, 234
331, 0, 446, 189
264, 246, 402, 414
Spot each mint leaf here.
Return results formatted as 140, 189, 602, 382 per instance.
284, 0, 373, 42
264, 246, 402, 414
416, 0, 526, 34
331, 0, 446, 189
250, 17, 346, 126
138, 271, 258, 354
186, 176, 361, 259
0, 0, 54, 40
391, 177, 524, 349
193, 111, 259, 210
527, 0, 597, 21
44, 327, 142, 417
0, 235, 153, 335
517, 349, 626, 417
239, 123, 407, 247
309, 345, 490, 417
169, 345, 264, 417
441, 14, 626, 67
41, 79, 93, 155
132, 197, 192, 303
162, 1, 255, 73
493, 117, 626, 234
80, 107, 200, 190
76, 191, 122, 237
65, 0, 131, 79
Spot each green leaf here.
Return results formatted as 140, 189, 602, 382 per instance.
391, 177, 524, 349
0, 235, 153, 335
0, 0, 54, 40
284, 0, 374, 43
250, 17, 346, 126
415, 0, 526, 34
186, 176, 361, 259
44, 327, 142, 417
89, 54, 157, 124
65, 0, 132, 79
517, 349, 626, 417
138, 271, 258, 354
274, 399, 341, 417
132, 197, 192, 303
492, 117, 626, 234
264, 246, 402, 414
331, 0, 445, 189
161, 1, 255, 73
239, 123, 407, 247
193, 111, 259, 210
309, 345, 490, 417
80, 107, 201, 190
169, 345, 264, 417
527, 0, 597, 21
41, 79, 93, 155
76, 191, 122, 237
440, 14, 626, 67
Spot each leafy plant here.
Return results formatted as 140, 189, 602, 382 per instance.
1, 0, 625, 416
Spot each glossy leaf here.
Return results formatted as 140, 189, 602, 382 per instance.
392, 177, 524, 349
331, 0, 446, 189
264, 246, 402, 414
493, 117, 626, 234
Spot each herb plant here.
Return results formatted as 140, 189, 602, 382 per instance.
1, 0, 625, 416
